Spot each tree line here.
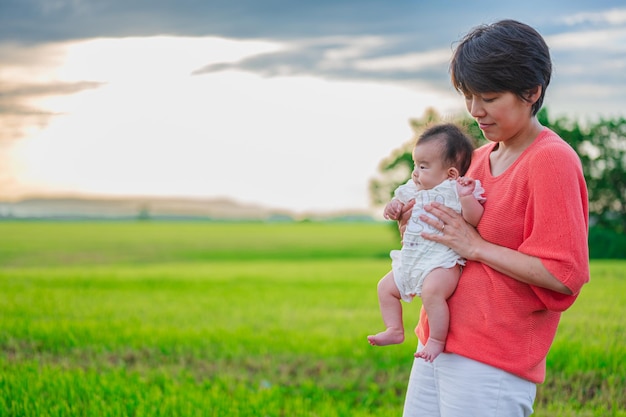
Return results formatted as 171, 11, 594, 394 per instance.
369, 108, 626, 259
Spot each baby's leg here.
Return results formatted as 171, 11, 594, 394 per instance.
414, 265, 461, 362
368, 271, 405, 346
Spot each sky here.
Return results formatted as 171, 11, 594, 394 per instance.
1, 1, 626, 214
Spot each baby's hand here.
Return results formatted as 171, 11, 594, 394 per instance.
384, 199, 404, 220
457, 176, 477, 197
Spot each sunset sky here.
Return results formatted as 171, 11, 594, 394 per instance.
1, 1, 625, 214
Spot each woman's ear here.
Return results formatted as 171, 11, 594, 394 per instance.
447, 167, 460, 180
526, 86, 542, 105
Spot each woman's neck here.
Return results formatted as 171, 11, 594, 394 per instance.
490, 118, 543, 176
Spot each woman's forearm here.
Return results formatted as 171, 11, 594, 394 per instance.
470, 239, 573, 295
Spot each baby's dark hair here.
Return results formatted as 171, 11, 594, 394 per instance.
416, 123, 475, 176
450, 19, 552, 116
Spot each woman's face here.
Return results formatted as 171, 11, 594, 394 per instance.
411, 140, 452, 191
464, 91, 535, 142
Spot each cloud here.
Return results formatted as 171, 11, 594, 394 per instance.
2, 1, 626, 210
559, 7, 626, 26
547, 26, 626, 51
353, 49, 451, 72
546, 26, 626, 106
0, 0, 429, 43
2, 81, 103, 99
192, 34, 453, 93
0, 81, 103, 143
0, 35, 280, 146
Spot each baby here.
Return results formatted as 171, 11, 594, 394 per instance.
368, 123, 485, 362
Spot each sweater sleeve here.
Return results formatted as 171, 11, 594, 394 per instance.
519, 138, 590, 311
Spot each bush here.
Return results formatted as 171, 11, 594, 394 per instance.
588, 226, 626, 259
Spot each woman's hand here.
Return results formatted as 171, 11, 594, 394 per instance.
421, 201, 573, 294
419, 201, 484, 260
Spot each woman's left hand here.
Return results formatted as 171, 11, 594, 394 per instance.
420, 201, 484, 260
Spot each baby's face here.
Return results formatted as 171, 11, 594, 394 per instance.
411, 141, 451, 190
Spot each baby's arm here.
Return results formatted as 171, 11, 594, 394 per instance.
384, 199, 405, 221
457, 177, 484, 227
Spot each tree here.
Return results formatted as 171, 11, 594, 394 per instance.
540, 110, 626, 234
370, 108, 626, 236
368, 108, 484, 207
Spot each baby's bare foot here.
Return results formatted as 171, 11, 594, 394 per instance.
415, 337, 445, 362
367, 328, 404, 346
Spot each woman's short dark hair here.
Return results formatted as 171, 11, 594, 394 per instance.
417, 123, 475, 176
450, 19, 552, 115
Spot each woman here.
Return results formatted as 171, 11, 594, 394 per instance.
399, 20, 589, 417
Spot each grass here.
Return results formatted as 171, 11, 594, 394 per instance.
0, 222, 624, 416
539, 260, 626, 416
0, 222, 396, 266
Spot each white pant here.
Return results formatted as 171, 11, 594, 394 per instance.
403, 343, 536, 417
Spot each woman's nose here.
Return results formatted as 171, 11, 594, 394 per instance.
468, 98, 485, 117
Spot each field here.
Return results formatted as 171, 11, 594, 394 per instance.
0, 221, 624, 416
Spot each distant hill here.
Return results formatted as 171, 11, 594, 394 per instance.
0, 196, 375, 222
0, 196, 291, 220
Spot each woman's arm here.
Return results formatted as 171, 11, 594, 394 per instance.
466, 230, 572, 295
412, 201, 573, 295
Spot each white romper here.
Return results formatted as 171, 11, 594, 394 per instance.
390, 178, 486, 302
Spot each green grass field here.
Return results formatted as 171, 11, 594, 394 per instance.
0, 222, 624, 416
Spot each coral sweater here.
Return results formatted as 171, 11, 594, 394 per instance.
416, 128, 589, 383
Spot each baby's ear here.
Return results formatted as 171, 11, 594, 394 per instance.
447, 167, 460, 179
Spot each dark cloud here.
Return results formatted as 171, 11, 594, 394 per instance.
3, 0, 623, 93
0, 0, 427, 42
0, 0, 551, 43
191, 36, 452, 91
1, 0, 625, 123
1, 81, 104, 99
0, 81, 104, 143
